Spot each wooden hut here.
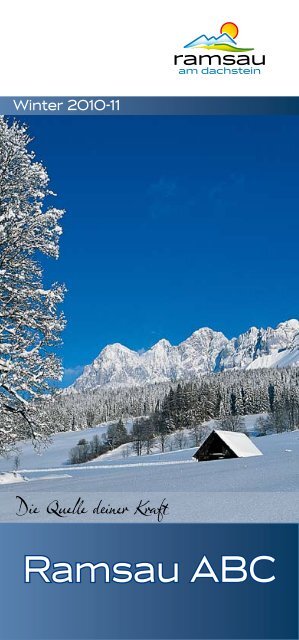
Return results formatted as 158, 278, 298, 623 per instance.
193, 429, 263, 462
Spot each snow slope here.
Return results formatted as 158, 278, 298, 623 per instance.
1, 421, 299, 522
0, 423, 112, 472
0, 415, 261, 472
69, 319, 299, 392
248, 331, 299, 369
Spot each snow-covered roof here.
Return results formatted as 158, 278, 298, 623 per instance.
214, 430, 263, 458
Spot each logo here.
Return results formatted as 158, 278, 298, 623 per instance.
174, 21, 265, 76
184, 22, 254, 53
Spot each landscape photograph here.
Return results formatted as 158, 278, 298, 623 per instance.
0, 113, 299, 522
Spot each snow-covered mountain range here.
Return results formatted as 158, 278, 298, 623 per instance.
70, 319, 299, 392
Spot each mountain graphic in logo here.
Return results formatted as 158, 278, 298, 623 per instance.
184, 22, 254, 52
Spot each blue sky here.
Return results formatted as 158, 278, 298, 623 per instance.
23, 115, 299, 385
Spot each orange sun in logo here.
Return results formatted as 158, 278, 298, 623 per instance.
220, 22, 239, 39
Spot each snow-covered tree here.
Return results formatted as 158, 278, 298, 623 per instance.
217, 414, 245, 433
0, 117, 65, 452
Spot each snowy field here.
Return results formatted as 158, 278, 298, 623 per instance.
0, 422, 113, 472
0, 415, 260, 473
0, 417, 299, 522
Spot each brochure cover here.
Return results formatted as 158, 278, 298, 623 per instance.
0, 1, 298, 639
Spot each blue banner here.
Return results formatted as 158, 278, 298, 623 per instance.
1, 97, 299, 115
0, 523, 297, 639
